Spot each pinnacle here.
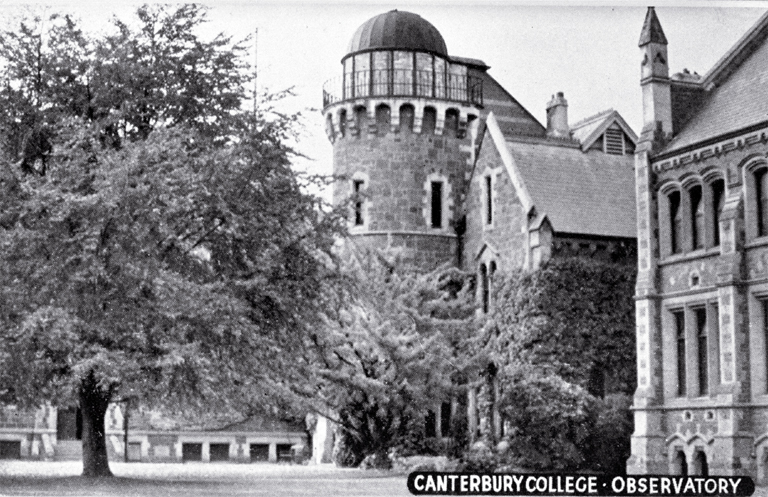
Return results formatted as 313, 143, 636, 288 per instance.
638, 7, 668, 46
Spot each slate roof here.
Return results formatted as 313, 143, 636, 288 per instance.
471, 68, 546, 138
661, 11, 768, 154
570, 109, 614, 144
506, 139, 636, 238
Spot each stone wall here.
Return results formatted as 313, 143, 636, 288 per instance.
329, 98, 476, 270
629, 125, 768, 480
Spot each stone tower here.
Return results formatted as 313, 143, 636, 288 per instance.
322, 10, 483, 269
638, 7, 672, 139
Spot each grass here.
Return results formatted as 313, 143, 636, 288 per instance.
0, 460, 410, 496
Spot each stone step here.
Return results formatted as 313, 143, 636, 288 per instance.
55, 440, 82, 460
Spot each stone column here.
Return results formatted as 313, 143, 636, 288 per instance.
628, 147, 668, 474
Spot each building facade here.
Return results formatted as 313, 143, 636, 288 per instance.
628, 8, 768, 481
0, 403, 306, 463
323, 10, 637, 276
322, 10, 638, 451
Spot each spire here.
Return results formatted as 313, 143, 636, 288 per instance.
638, 7, 667, 46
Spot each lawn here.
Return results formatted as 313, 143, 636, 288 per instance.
0, 460, 410, 497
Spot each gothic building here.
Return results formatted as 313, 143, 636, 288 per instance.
321, 10, 638, 450
629, 7, 768, 481
322, 9, 637, 275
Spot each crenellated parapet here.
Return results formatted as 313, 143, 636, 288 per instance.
324, 99, 478, 143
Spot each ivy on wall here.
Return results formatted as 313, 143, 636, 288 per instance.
481, 257, 636, 472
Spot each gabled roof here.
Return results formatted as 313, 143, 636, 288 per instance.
484, 113, 635, 239
661, 10, 768, 155
570, 109, 638, 152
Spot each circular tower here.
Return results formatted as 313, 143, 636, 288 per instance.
323, 10, 483, 269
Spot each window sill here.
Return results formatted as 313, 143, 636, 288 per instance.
745, 236, 768, 250
659, 247, 721, 266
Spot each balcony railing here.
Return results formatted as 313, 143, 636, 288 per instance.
323, 69, 483, 109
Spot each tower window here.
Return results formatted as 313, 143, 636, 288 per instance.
422, 107, 437, 135
690, 185, 704, 250
695, 307, 708, 396
431, 181, 443, 228
353, 179, 365, 226
674, 310, 686, 397
712, 180, 724, 246
669, 191, 682, 254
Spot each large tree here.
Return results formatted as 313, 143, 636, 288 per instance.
286, 251, 479, 468
0, 5, 344, 477
0, 4, 252, 165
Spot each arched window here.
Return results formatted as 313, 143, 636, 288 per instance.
673, 450, 688, 476
444, 108, 459, 138
757, 168, 768, 237
375, 104, 390, 136
325, 113, 334, 138
480, 264, 489, 314
669, 191, 682, 254
338, 109, 347, 137
692, 451, 708, 476
711, 179, 724, 246
489, 261, 497, 312
422, 107, 437, 135
690, 185, 704, 250
399, 104, 414, 133
354, 106, 367, 138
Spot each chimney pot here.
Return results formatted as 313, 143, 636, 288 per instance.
546, 92, 569, 138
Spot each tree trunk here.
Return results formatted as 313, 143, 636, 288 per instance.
79, 372, 113, 477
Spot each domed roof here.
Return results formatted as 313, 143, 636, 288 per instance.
346, 10, 447, 57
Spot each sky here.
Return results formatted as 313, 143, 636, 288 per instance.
2, 1, 767, 196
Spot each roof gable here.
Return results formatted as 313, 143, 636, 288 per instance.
483, 112, 533, 214
701, 10, 768, 90
570, 109, 638, 153
663, 15, 768, 154
480, 114, 636, 239
661, 10, 768, 154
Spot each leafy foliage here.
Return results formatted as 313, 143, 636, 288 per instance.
483, 257, 636, 472
290, 252, 479, 468
0, 4, 252, 168
486, 257, 636, 397
0, 4, 343, 477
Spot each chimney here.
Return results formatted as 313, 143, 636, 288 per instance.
546, 92, 569, 138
